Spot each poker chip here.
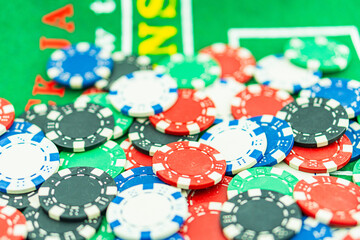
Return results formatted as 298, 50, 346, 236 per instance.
180, 202, 227, 240
293, 176, 360, 226
253, 54, 321, 93
285, 135, 352, 173
44, 102, 114, 152
199, 119, 267, 175
227, 167, 298, 198
95, 52, 152, 90
346, 121, 360, 162
153, 141, 227, 189
231, 84, 294, 119
89, 217, 115, 240
76, 93, 133, 139
24, 205, 101, 240
292, 217, 333, 240
199, 43, 256, 83
220, 189, 302, 240
201, 78, 245, 124
0, 98, 15, 136
300, 78, 360, 118
120, 138, 153, 170
0, 133, 59, 194
284, 37, 350, 73
0, 190, 39, 211
106, 183, 188, 240
149, 89, 216, 135
352, 160, 360, 185
276, 97, 349, 147
108, 70, 178, 117
1, 118, 44, 139
38, 167, 117, 221
187, 176, 232, 206
249, 115, 294, 167
343, 226, 360, 240
0, 205, 27, 240
59, 140, 126, 178
155, 53, 221, 89
46, 42, 113, 89
128, 118, 199, 156
114, 166, 163, 192
18, 103, 57, 132
329, 159, 357, 182
274, 162, 330, 180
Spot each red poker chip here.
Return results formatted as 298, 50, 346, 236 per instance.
82, 87, 106, 95
285, 135, 352, 173
200, 43, 256, 83
149, 89, 215, 135
293, 176, 360, 226
120, 138, 152, 170
187, 176, 232, 206
152, 141, 226, 189
0, 205, 27, 240
231, 84, 293, 119
180, 202, 227, 240
0, 98, 15, 135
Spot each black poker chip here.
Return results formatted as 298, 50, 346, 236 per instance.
44, 102, 114, 152
24, 205, 102, 240
95, 52, 152, 90
18, 103, 57, 132
38, 167, 117, 221
220, 189, 302, 240
128, 118, 199, 156
0, 190, 38, 211
276, 97, 349, 147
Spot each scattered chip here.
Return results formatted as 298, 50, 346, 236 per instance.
44, 102, 114, 152
300, 78, 360, 118
0, 98, 15, 136
0, 190, 38, 211
59, 140, 126, 178
274, 162, 330, 181
254, 54, 321, 93
292, 217, 333, 240
0, 133, 59, 194
1, 118, 44, 139
76, 93, 133, 139
128, 118, 199, 156
155, 53, 221, 89
346, 121, 360, 162
276, 97, 349, 147
199, 119, 267, 175
200, 43, 256, 83
329, 159, 357, 182
95, 52, 152, 90
227, 167, 298, 198
342, 226, 360, 240
285, 135, 352, 173
46, 42, 113, 89
249, 115, 294, 167
0, 205, 27, 240
293, 176, 360, 226
120, 138, 153, 170
231, 84, 294, 119
38, 167, 117, 221
285, 37, 350, 73
89, 217, 115, 240
18, 103, 57, 132
352, 160, 360, 186
220, 189, 302, 240
106, 183, 188, 240
149, 89, 216, 135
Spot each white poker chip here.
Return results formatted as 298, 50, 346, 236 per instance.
108, 70, 178, 117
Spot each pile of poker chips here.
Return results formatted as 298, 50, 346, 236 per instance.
0, 37, 360, 240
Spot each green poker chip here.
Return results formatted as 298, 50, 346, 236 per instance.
90, 217, 116, 240
330, 160, 358, 182
155, 53, 221, 89
76, 93, 133, 139
284, 37, 350, 73
227, 167, 298, 199
59, 140, 126, 178
352, 160, 360, 185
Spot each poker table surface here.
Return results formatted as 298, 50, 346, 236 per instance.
2, 0, 360, 114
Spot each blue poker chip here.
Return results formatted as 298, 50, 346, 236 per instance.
114, 166, 164, 192
300, 78, 360, 118
292, 216, 332, 240
46, 42, 113, 89
249, 115, 294, 167
199, 119, 267, 175
345, 120, 360, 162
1, 118, 45, 139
